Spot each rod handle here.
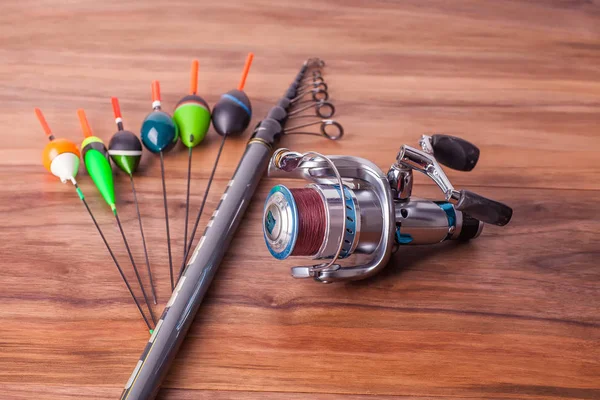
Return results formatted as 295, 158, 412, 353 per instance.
455, 190, 512, 226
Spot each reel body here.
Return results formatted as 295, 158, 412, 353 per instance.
263, 135, 512, 283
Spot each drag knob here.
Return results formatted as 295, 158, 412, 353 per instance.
431, 134, 480, 171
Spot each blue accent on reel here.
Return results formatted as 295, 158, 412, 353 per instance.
394, 226, 413, 244
263, 185, 298, 260
436, 201, 457, 239
335, 185, 357, 259
222, 93, 252, 117
437, 202, 456, 228
265, 210, 276, 235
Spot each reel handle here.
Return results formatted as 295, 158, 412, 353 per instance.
430, 134, 480, 171
455, 190, 512, 226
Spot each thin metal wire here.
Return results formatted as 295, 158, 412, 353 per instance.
159, 151, 174, 291
76, 185, 152, 330
296, 81, 328, 93
114, 211, 157, 325
283, 119, 344, 141
287, 101, 335, 119
178, 134, 227, 280
290, 88, 328, 104
130, 175, 157, 305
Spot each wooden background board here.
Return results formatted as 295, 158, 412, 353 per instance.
0, 0, 599, 399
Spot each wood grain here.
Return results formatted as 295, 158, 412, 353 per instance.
0, 0, 598, 399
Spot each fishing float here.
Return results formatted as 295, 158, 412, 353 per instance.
77, 109, 157, 325
140, 81, 179, 291
178, 52, 254, 279
34, 108, 153, 332
108, 97, 157, 304
172, 60, 211, 265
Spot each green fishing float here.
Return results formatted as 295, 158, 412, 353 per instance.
173, 59, 211, 147
81, 133, 116, 211
172, 59, 212, 264
77, 109, 157, 328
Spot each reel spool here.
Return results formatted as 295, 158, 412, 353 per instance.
263, 135, 512, 283
264, 184, 381, 260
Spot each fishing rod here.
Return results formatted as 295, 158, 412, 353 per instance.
34, 108, 153, 332
120, 58, 341, 400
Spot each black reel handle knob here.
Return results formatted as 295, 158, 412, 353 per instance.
455, 190, 513, 226
431, 134, 480, 171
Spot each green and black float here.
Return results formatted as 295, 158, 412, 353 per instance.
108, 97, 157, 305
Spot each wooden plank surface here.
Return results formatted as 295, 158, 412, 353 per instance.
0, 0, 599, 399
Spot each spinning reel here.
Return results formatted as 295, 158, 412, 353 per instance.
262, 134, 513, 283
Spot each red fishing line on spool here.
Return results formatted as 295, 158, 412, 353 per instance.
290, 188, 326, 256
